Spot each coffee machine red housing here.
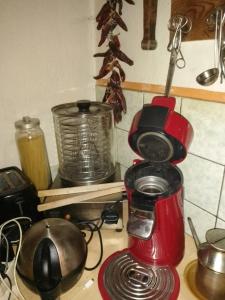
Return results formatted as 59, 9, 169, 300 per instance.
125, 96, 194, 266
98, 96, 194, 300
128, 96, 193, 164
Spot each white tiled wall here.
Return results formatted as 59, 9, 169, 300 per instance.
96, 86, 225, 241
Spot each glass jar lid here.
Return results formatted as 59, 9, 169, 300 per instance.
15, 116, 40, 130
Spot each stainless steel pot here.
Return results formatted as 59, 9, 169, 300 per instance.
188, 217, 225, 300
17, 218, 87, 300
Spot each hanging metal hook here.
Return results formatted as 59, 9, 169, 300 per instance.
165, 15, 192, 96
167, 15, 191, 68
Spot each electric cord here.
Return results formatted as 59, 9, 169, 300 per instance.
83, 218, 104, 229
1, 272, 12, 300
84, 222, 103, 271
81, 223, 93, 245
0, 220, 22, 300
5, 273, 12, 300
73, 197, 126, 271
89, 219, 104, 231
0, 217, 31, 300
3, 218, 32, 244
0, 232, 9, 271
101, 197, 127, 225
76, 220, 103, 271
106, 195, 127, 211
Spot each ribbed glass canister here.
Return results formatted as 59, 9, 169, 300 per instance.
52, 100, 115, 185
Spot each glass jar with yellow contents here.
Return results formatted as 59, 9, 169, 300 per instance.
15, 116, 52, 190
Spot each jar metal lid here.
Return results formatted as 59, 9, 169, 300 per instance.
51, 100, 112, 117
15, 116, 40, 130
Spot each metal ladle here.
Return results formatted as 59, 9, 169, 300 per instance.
196, 9, 222, 86
196, 67, 219, 86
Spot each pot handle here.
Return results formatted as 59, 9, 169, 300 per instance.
187, 217, 200, 249
33, 237, 62, 300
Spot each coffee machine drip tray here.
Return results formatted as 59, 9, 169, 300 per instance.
99, 251, 179, 300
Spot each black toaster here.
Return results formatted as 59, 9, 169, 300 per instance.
0, 166, 42, 224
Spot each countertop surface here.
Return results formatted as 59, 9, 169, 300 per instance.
18, 203, 199, 300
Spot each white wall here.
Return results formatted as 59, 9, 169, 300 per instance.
0, 0, 96, 169
95, 0, 224, 92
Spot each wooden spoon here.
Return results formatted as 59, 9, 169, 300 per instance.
141, 0, 158, 50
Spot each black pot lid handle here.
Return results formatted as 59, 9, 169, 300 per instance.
77, 100, 91, 112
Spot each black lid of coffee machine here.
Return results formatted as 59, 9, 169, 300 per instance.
128, 101, 187, 163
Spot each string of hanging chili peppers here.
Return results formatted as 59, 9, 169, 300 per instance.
94, 0, 135, 123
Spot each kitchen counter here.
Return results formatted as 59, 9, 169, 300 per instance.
18, 203, 198, 300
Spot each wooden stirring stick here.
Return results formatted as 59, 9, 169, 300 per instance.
38, 181, 125, 198
37, 185, 125, 212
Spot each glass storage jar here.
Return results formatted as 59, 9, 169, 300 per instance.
15, 116, 52, 190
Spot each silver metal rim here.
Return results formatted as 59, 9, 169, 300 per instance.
137, 132, 174, 162
134, 176, 169, 196
52, 101, 112, 116
206, 228, 225, 252
59, 170, 115, 186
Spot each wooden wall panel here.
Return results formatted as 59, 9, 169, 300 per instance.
171, 0, 225, 41
96, 79, 225, 104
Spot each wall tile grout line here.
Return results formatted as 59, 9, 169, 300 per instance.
184, 198, 218, 218
215, 166, 225, 227
115, 127, 129, 134
180, 97, 183, 115
120, 162, 129, 171
188, 151, 225, 167
115, 125, 118, 163
216, 216, 225, 222
142, 91, 144, 106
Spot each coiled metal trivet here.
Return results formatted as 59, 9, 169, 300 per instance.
103, 252, 175, 300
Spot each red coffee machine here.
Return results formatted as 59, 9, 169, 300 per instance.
98, 96, 193, 300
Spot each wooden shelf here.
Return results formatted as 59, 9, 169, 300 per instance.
96, 79, 225, 104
